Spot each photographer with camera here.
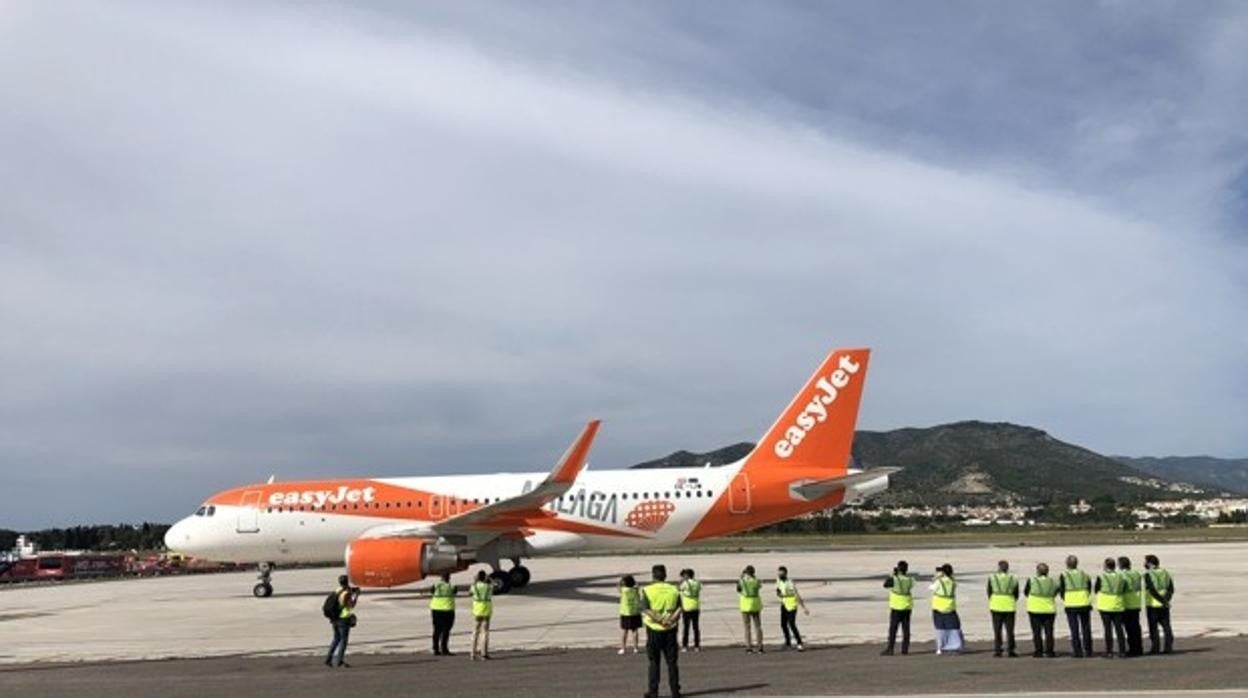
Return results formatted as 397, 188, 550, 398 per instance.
882, 560, 914, 655
324, 574, 360, 668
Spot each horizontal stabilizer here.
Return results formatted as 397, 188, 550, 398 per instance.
791, 467, 900, 501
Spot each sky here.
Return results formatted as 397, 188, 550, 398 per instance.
1, 1, 1246, 528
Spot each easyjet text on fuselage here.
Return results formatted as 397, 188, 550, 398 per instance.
267, 486, 377, 507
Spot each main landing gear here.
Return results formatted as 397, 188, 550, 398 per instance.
253, 562, 275, 598
488, 559, 531, 595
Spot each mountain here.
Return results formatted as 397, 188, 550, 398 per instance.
630, 421, 1197, 506
1113, 456, 1248, 495
630, 442, 754, 469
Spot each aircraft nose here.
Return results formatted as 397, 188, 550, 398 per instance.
164, 519, 188, 551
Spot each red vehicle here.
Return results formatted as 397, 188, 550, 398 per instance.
0, 553, 130, 583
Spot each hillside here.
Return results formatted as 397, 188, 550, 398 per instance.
630, 442, 754, 469
630, 421, 1195, 506
1114, 456, 1248, 495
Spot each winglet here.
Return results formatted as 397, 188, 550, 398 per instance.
548, 419, 601, 485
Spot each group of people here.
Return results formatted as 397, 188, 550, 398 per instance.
320, 551, 1176, 692
323, 568, 498, 667
882, 554, 1176, 659
618, 564, 809, 656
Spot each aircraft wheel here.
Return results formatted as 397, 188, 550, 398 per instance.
489, 570, 512, 595
510, 565, 531, 588
253, 582, 273, 598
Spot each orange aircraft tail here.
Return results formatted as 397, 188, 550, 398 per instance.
739, 347, 871, 478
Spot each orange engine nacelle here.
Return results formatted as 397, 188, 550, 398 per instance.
345, 538, 467, 588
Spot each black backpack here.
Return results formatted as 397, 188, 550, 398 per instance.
322, 590, 341, 620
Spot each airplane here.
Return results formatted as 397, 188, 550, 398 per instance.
164, 347, 896, 597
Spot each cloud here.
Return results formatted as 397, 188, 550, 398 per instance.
0, 1, 1245, 527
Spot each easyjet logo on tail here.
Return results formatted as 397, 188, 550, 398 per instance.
267, 486, 377, 507
773, 354, 861, 459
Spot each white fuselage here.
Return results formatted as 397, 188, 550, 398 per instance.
168, 464, 739, 563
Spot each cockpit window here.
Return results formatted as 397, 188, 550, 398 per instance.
195, 506, 206, 516
207, 506, 216, 516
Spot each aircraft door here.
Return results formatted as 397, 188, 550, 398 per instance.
728, 473, 751, 514
237, 490, 261, 533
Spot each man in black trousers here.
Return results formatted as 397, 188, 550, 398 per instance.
1143, 554, 1175, 655
641, 564, 683, 698
881, 560, 914, 655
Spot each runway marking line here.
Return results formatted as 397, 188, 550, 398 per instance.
820, 691, 1248, 698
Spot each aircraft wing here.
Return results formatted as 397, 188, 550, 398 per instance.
363, 420, 601, 542
791, 467, 901, 501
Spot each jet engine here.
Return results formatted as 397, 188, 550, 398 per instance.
345, 538, 468, 588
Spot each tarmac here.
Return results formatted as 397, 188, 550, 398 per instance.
3, 541, 1247, 695
2, 640, 1246, 698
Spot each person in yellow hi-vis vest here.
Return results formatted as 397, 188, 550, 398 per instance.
737, 565, 764, 653
881, 560, 914, 656
1095, 557, 1126, 658
986, 559, 1019, 658
618, 574, 642, 655
640, 564, 682, 698
678, 568, 702, 652
429, 572, 457, 656
1059, 554, 1093, 658
1143, 554, 1175, 654
930, 563, 962, 654
469, 569, 493, 661
1024, 562, 1058, 657
1117, 556, 1144, 656
324, 574, 358, 668
775, 566, 809, 652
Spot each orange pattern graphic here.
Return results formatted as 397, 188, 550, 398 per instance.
624, 500, 675, 532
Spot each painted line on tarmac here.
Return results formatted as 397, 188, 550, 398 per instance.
822, 690, 1248, 698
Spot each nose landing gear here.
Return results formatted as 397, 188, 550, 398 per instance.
253, 562, 275, 598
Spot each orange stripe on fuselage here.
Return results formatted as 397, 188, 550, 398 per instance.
207, 480, 471, 521
206, 479, 648, 537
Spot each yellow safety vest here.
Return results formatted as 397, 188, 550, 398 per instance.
1120, 569, 1143, 611
1061, 569, 1092, 609
470, 580, 493, 618
1143, 571, 1173, 609
738, 575, 762, 613
1146, 569, 1172, 609
338, 588, 354, 619
1096, 572, 1124, 612
679, 579, 702, 612
1026, 576, 1057, 614
988, 573, 1018, 613
889, 574, 914, 611
619, 586, 640, 616
642, 582, 680, 632
776, 579, 799, 611
430, 581, 456, 611
931, 576, 957, 613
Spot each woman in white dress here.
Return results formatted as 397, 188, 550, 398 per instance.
930, 563, 963, 654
